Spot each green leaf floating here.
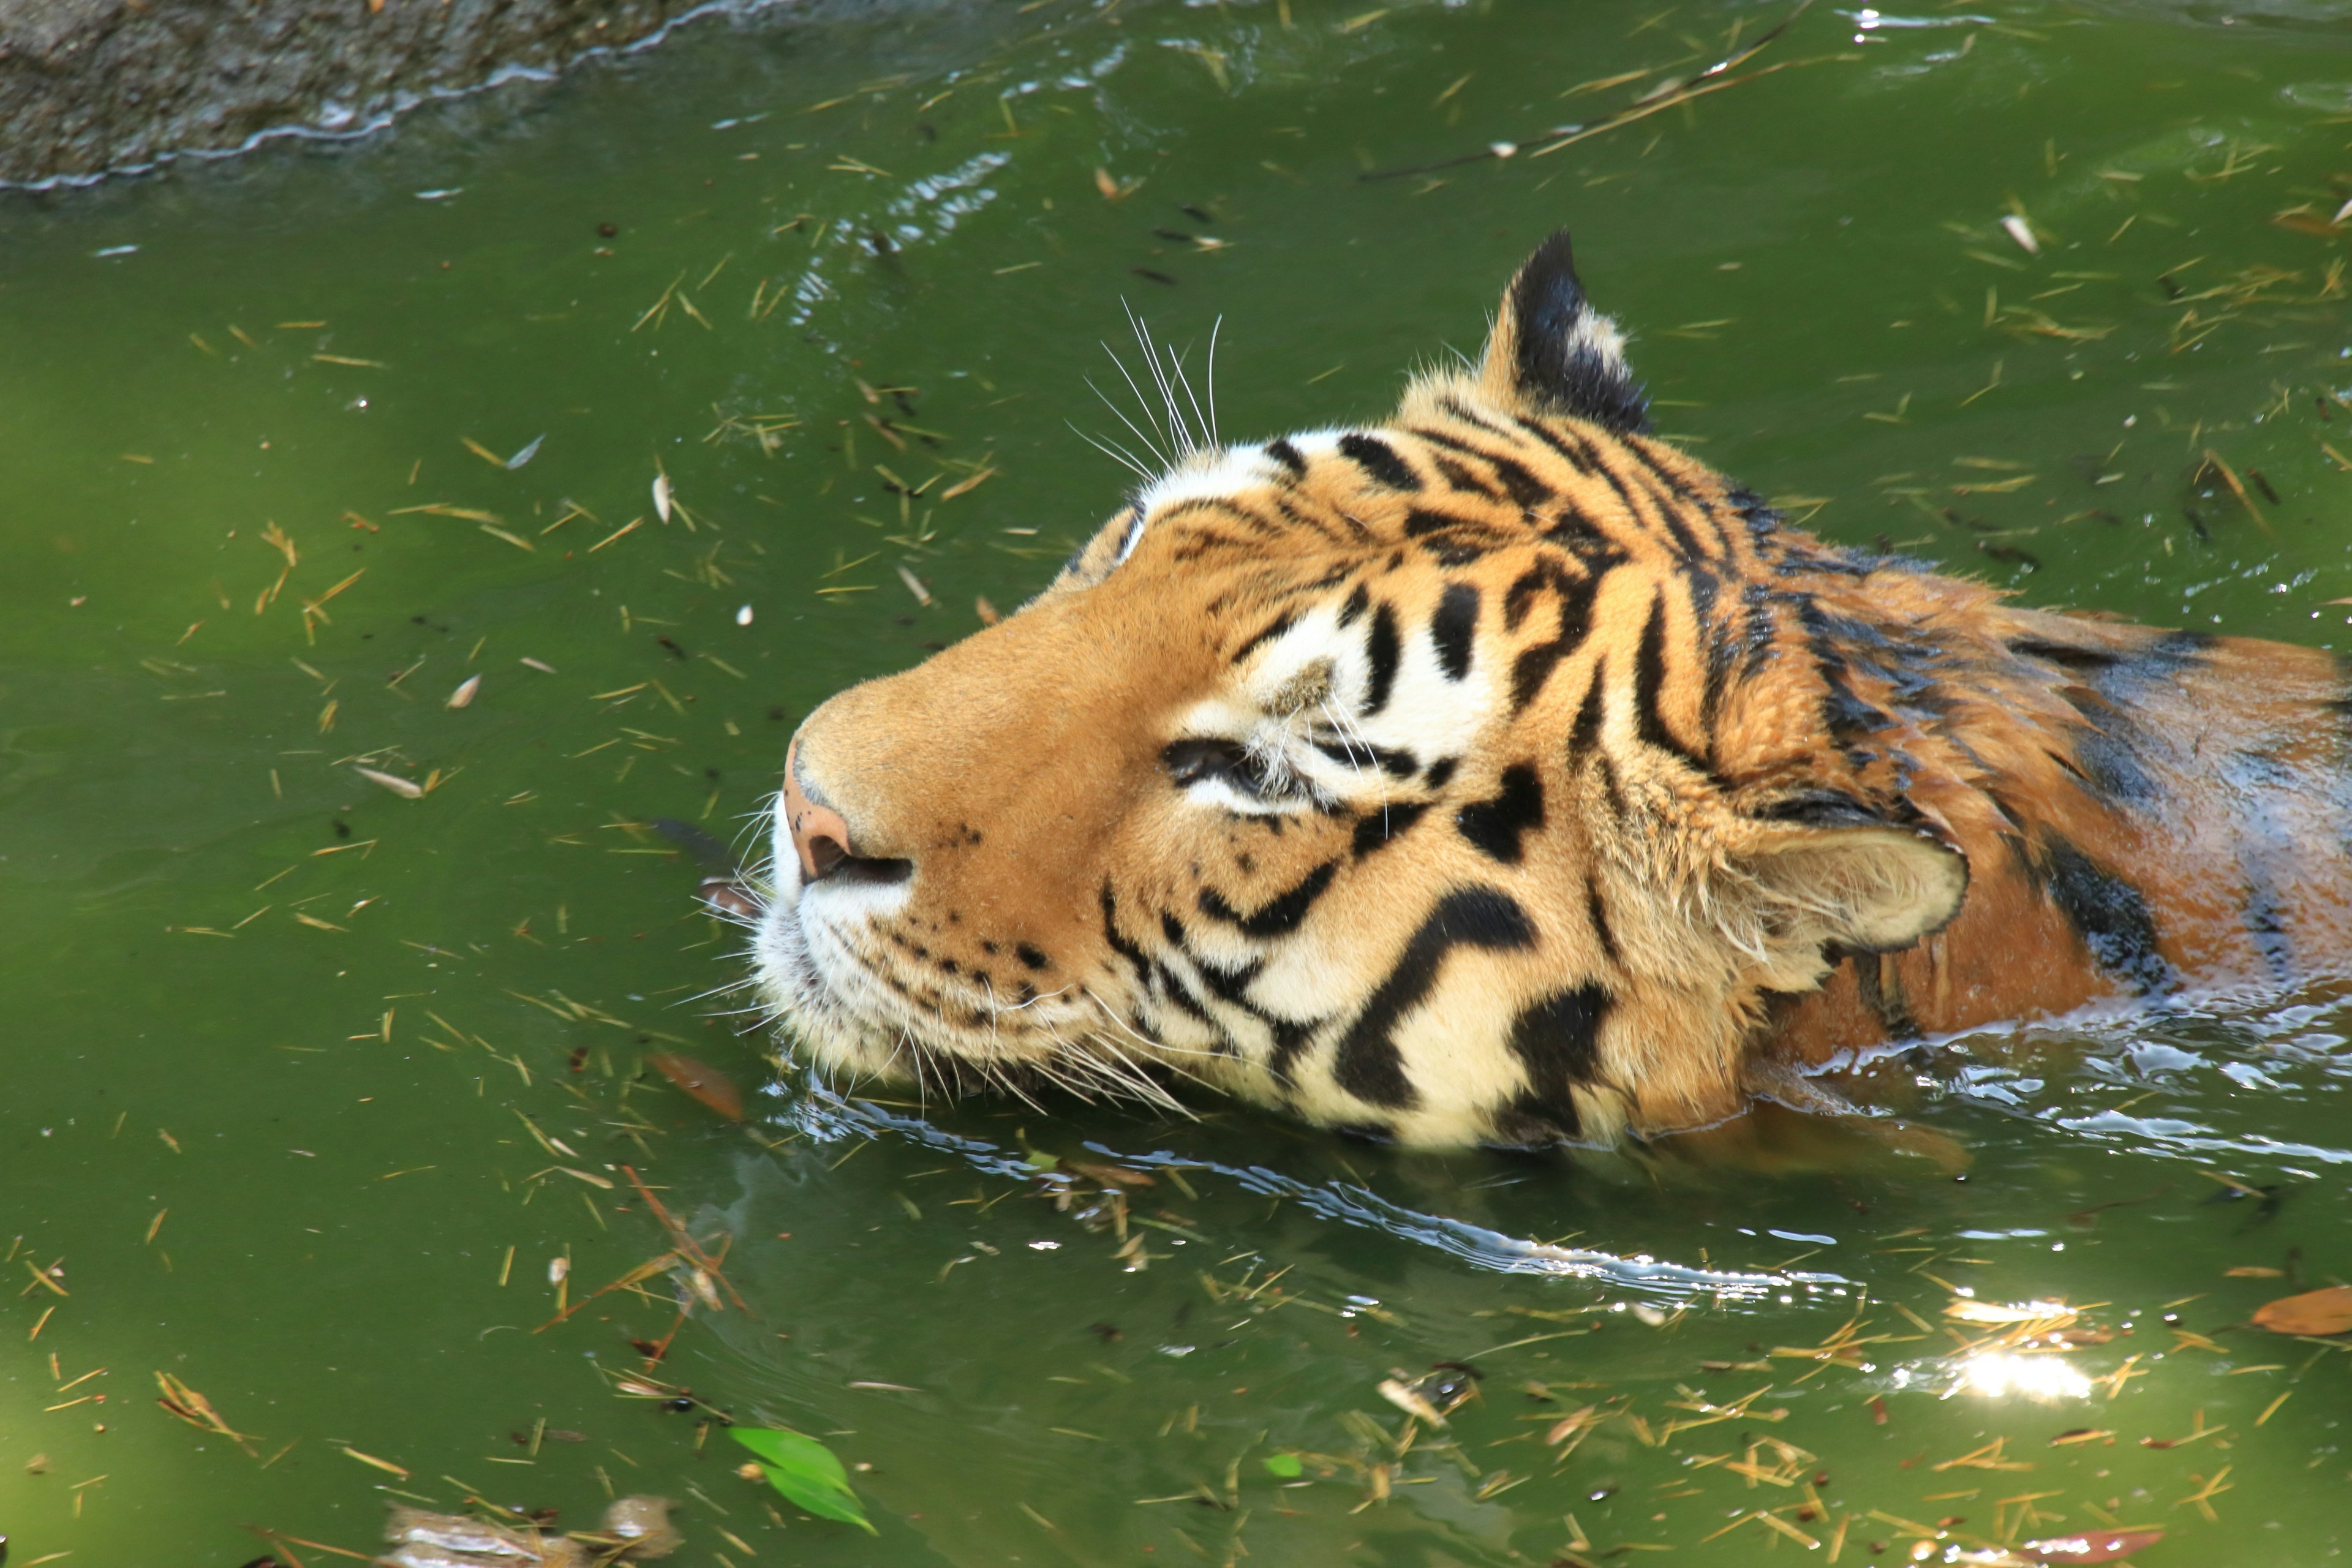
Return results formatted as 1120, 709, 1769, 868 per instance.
731, 1426, 877, 1533
1262, 1452, 1304, 1479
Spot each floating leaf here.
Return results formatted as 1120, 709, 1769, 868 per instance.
2252, 1284, 2352, 1336
1262, 1452, 1303, 1479
731, 1427, 875, 1532
2019, 1528, 2163, 1562
644, 1053, 744, 1121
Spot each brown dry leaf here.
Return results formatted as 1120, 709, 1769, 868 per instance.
2252, 1284, 2352, 1336
975, 595, 1001, 626
646, 1052, 745, 1120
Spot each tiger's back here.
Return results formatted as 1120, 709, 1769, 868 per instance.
755, 233, 2352, 1149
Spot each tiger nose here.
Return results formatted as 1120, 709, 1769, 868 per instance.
783, 736, 910, 885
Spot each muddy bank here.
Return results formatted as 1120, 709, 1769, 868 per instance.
0, 0, 780, 186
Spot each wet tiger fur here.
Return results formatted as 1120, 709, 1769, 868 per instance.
752, 232, 2352, 1148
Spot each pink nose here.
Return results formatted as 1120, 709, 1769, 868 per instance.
783, 736, 854, 881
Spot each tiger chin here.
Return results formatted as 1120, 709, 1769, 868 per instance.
752, 231, 2352, 1152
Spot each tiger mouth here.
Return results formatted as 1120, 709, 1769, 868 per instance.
752, 867, 1189, 1110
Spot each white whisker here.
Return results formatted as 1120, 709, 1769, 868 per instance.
1204, 314, 1223, 446
1099, 337, 1175, 464
1165, 342, 1214, 461
1068, 420, 1155, 481
1125, 302, 1195, 458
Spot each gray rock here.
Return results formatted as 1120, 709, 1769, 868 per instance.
0, 0, 769, 186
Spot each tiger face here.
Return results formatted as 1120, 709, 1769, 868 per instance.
755, 233, 1970, 1147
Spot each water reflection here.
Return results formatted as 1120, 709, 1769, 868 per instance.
784, 1082, 1853, 1302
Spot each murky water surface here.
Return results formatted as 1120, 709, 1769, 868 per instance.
5, 0, 2352, 1560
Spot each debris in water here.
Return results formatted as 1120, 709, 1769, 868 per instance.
354, 766, 424, 799
646, 1054, 745, 1121
506, 434, 546, 470
2000, 214, 2040, 255
697, 879, 761, 921
445, 675, 481, 709
736, 604, 754, 625
377, 1495, 681, 1566
652, 473, 673, 524
2252, 1284, 2352, 1336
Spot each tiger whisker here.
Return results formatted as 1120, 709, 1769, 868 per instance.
1097, 338, 1175, 466
1080, 372, 1169, 470
1164, 340, 1214, 460
1123, 303, 1196, 458
1069, 421, 1156, 481
1204, 314, 1223, 447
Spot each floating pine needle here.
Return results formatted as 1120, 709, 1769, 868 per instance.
645, 1053, 745, 1121
1362, 1, 1831, 180
155, 1371, 258, 1455
620, 1164, 750, 1313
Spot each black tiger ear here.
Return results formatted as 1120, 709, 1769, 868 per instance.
1477, 230, 1649, 433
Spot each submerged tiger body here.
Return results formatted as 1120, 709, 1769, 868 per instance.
753, 233, 2352, 1148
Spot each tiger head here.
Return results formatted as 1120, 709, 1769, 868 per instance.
754, 233, 1969, 1147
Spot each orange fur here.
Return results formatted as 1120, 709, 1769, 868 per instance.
753, 235, 2352, 1148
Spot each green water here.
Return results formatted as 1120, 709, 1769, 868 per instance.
5, 0, 2352, 1561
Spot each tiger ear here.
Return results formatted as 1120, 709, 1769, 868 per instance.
1476, 230, 1649, 433
1725, 809, 1969, 992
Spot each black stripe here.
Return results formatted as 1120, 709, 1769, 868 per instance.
1265, 437, 1308, 477
1633, 589, 1707, 770
1340, 432, 1418, 491
2033, 831, 2176, 997
1337, 582, 1370, 628
1353, 801, 1430, 856
1503, 564, 1549, 632
1422, 756, 1458, 791
1332, 888, 1536, 1109
1431, 453, 1502, 500
1502, 984, 1611, 1140
1584, 880, 1620, 966
1311, 736, 1419, 777
1192, 952, 1265, 1008
1267, 1016, 1317, 1087
1197, 861, 1338, 939
1409, 425, 1553, 510
1099, 883, 1150, 982
1432, 583, 1479, 680
1363, 601, 1401, 715
1508, 565, 1606, 714
1852, 952, 1919, 1039
1567, 662, 1606, 756
1231, 611, 1297, 665
1455, 763, 1546, 864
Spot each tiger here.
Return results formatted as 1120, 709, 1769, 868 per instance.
750, 230, 2352, 1150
